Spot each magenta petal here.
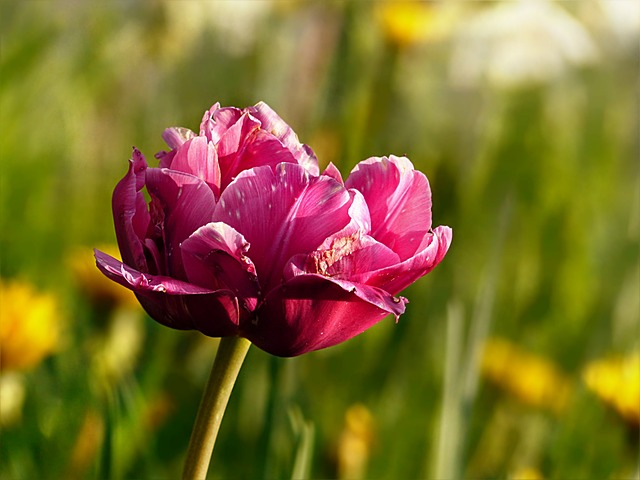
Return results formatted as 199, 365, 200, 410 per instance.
145, 168, 217, 277
346, 155, 432, 260
221, 128, 300, 189
156, 127, 196, 169
162, 127, 196, 150
244, 274, 406, 357
302, 233, 400, 280
168, 136, 221, 196
95, 249, 239, 336
200, 103, 244, 144
322, 162, 344, 184
112, 148, 151, 272
315, 189, 371, 250
247, 102, 319, 175
181, 222, 260, 311
214, 163, 352, 291
364, 225, 453, 295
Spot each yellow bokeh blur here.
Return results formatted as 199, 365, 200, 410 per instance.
481, 337, 573, 414
583, 352, 640, 426
0, 280, 61, 372
377, 0, 458, 48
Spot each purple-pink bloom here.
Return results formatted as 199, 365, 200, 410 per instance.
95, 102, 452, 357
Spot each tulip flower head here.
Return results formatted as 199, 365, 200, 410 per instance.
95, 102, 451, 356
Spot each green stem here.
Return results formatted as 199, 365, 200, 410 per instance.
182, 336, 251, 480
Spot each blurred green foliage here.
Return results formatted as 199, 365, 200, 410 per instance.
1, 1, 638, 479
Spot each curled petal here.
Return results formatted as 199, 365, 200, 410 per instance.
363, 225, 453, 295
214, 163, 352, 292
95, 249, 240, 336
145, 168, 217, 278
112, 148, 150, 271
181, 222, 260, 311
346, 155, 432, 260
245, 274, 406, 357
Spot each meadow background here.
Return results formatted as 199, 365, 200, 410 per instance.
1, 1, 638, 479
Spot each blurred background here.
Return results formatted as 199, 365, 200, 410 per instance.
1, 1, 638, 479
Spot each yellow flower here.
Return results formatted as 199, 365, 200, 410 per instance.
583, 352, 640, 426
0, 280, 60, 371
68, 244, 139, 310
481, 337, 572, 413
377, 1, 458, 48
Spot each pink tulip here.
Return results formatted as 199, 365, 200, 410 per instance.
95, 102, 451, 356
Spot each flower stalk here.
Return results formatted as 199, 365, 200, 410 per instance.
182, 336, 251, 480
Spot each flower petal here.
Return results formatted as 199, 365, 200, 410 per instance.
167, 136, 221, 196
362, 225, 453, 295
112, 148, 150, 272
322, 162, 344, 184
297, 233, 400, 281
244, 274, 406, 357
316, 189, 371, 250
145, 168, 216, 278
247, 102, 319, 175
214, 163, 352, 292
215, 112, 261, 173
156, 127, 197, 168
346, 155, 432, 260
162, 126, 196, 150
95, 249, 240, 336
221, 128, 301, 189
181, 222, 260, 312
199, 103, 243, 144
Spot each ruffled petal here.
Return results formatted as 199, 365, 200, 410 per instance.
214, 163, 352, 292
181, 222, 260, 312
95, 249, 240, 336
145, 168, 217, 278
244, 274, 406, 357
112, 148, 150, 271
346, 155, 432, 260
